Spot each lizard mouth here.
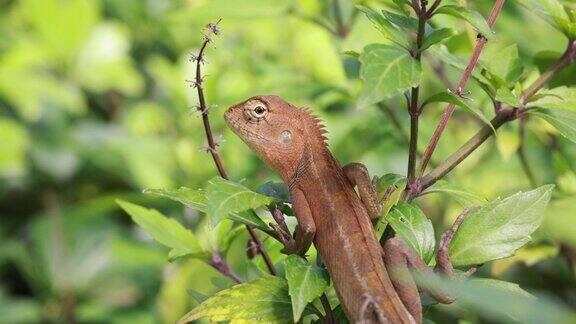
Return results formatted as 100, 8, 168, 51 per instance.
226, 115, 268, 142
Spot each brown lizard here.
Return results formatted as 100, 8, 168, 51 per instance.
225, 95, 472, 323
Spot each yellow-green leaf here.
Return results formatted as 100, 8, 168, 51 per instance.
177, 276, 293, 324
117, 200, 209, 261
284, 255, 329, 321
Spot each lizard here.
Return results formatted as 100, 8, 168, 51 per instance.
224, 95, 474, 323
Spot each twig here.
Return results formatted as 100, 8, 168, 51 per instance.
192, 20, 277, 276
320, 293, 335, 323
410, 39, 576, 196
518, 116, 537, 187
406, 1, 428, 185
418, 0, 506, 176
209, 251, 243, 283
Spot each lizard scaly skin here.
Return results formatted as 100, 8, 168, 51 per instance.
225, 95, 416, 323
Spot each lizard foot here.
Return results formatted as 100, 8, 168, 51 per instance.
358, 293, 385, 324
436, 207, 480, 276
270, 223, 302, 255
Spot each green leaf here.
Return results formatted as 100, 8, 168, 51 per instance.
529, 108, 576, 143
517, 0, 576, 38
483, 44, 524, 87
415, 273, 576, 324
206, 177, 274, 228
284, 255, 330, 321
387, 203, 435, 263
429, 45, 492, 86
420, 28, 457, 51
178, 276, 294, 324
359, 44, 422, 109
145, 186, 270, 232
357, 5, 411, 49
422, 180, 487, 207
527, 86, 576, 109
375, 173, 407, 216
435, 5, 494, 39
448, 185, 554, 266
496, 87, 521, 107
257, 181, 291, 202
117, 200, 209, 261
468, 278, 534, 299
382, 10, 418, 30
144, 187, 207, 210
423, 92, 495, 132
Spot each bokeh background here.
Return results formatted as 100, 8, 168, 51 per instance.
1, 0, 575, 323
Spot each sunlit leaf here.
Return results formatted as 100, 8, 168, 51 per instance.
284, 255, 329, 321
429, 45, 492, 86
357, 5, 411, 49
144, 187, 207, 210
496, 87, 521, 107
117, 200, 209, 261
517, 0, 576, 38
387, 203, 435, 263
422, 91, 495, 131
448, 185, 554, 266
382, 10, 418, 30
177, 276, 294, 324
359, 44, 421, 109
144, 186, 270, 232
206, 177, 274, 228
422, 180, 487, 207
435, 5, 494, 39
527, 86, 576, 109
529, 108, 576, 143
420, 28, 457, 51
483, 44, 524, 87
415, 273, 576, 324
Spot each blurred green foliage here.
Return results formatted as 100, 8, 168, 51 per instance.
1, 0, 575, 323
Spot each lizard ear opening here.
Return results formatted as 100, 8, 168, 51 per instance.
281, 130, 292, 144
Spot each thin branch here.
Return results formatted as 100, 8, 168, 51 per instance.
209, 251, 243, 284
320, 293, 335, 323
418, 0, 506, 175
518, 116, 537, 187
426, 0, 443, 17
406, 1, 428, 185
192, 20, 277, 276
410, 39, 576, 197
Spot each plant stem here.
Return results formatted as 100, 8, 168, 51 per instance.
193, 23, 277, 276
418, 0, 506, 176
411, 39, 576, 197
521, 39, 576, 101
518, 116, 537, 187
406, 1, 428, 184
320, 293, 335, 323
209, 251, 243, 284
417, 109, 515, 193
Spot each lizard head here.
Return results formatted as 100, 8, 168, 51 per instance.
225, 95, 326, 181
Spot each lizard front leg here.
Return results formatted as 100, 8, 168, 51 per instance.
343, 163, 384, 219
382, 208, 478, 322
274, 187, 316, 256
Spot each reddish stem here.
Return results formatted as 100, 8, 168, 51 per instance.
193, 23, 277, 276
418, 0, 506, 175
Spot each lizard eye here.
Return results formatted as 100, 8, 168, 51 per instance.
253, 104, 267, 117
244, 103, 268, 122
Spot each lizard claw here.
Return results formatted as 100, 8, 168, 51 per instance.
270, 223, 299, 255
